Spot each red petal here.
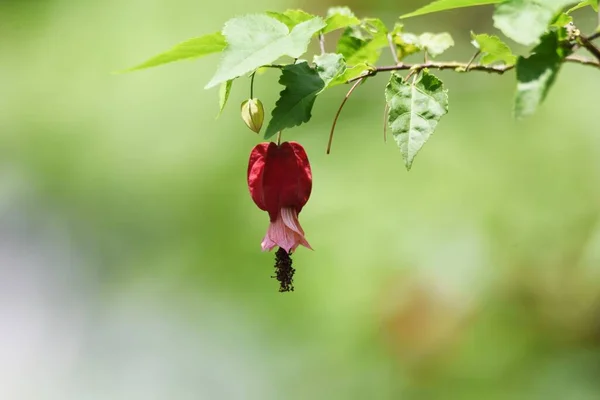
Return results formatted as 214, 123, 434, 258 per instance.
247, 142, 274, 212
247, 141, 312, 221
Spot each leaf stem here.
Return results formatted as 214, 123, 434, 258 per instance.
404, 68, 418, 83
465, 50, 481, 71
319, 33, 326, 55
327, 77, 365, 154
387, 33, 400, 65
250, 71, 256, 99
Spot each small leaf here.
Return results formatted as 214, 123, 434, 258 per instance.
393, 31, 423, 59
362, 18, 389, 35
336, 27, 388, 65
385, 70, 449, 170
266, 9, 316, 29
550, 12, 573, 27
401, 0, 502, 18
264, 62, 325, 139
567, 0, 598, 13
493, 0, 575, 46
205, 15, 325, 89
313, 53, 346, 90
331, 63, 372, 85
514, 31, 569, 119
323, 7, 361, 33
419, 32, 454, 57
217, 80, 233, 117
122, 32, 226, 72
470, 32, 517, 64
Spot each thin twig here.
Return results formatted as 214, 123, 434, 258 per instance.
319, 33, 326, 55
346, 56, 600, 83
578, 34, 600, 62
465, 50, 481, 71
387, 33, 400, 65
327, 77, 365, 154
590, 32, 600, 41
564, 54, 600, 67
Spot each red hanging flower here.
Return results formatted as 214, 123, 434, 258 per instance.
247, 141, 313, 292
247, 141, 313, 253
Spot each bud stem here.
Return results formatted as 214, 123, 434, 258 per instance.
250, 71, 256, 99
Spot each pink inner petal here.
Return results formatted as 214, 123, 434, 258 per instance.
261, 207, 312, 252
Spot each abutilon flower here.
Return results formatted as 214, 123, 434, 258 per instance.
247, 141, 312, 292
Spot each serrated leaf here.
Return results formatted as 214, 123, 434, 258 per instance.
493, 0, 576, 46
471, 32, 517, 64
419, 32, 454, 57
337, 28, 388, 65
266, 9, 316, 29
514, 31, 569, 118
385, 71, 448, 170
205, 15, 325, 89
313, 53, 346, 90
401, 0, 502, 18
122, 32, 226, 72
264, 62, 325, 139
567, 0, 598, 13
323, 7, 361, 33
217, 80, 233, 117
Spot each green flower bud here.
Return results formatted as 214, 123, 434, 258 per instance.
240, 98, 264, 134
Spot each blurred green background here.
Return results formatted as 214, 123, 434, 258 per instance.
2, 0, 600, 399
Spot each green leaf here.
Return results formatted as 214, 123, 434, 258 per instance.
470, 32, 517, 64
419, 32, 454, 57
385, 70, 449, 170
217, 80, 233, 117
362, 18, 389, 35
550, 12, 573, 27
331, 63, 372, 85
266, 9, 316, 29
264, 62, 325, 139
401, 0, 502, 18
205, 15, 325, 89
323, 7, 361, 33
393, 29, 424, 59
313, 53, 346, 90
493, 0, 576, 46
336, 28, 388, 65
122, 32, 226, 72
567, 0, 598, 13
514, 31, 569, 118
390, 29, 453, 59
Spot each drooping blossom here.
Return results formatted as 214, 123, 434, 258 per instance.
247, 141, 312, 253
